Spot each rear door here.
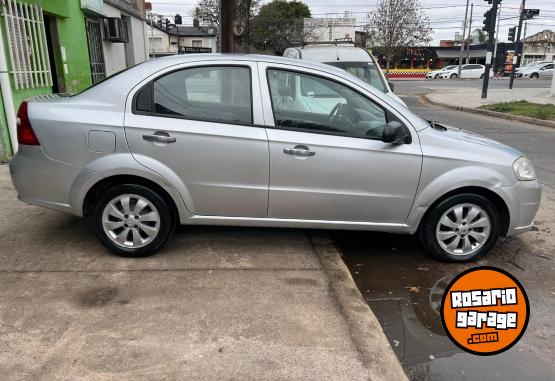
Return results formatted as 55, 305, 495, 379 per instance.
124, 62, 269, 217
259, 63, 422, 227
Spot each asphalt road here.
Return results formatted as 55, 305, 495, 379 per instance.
338, 82, 555, 381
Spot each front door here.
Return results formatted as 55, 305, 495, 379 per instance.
125, 64, 269, 217
261, 66, 422, 226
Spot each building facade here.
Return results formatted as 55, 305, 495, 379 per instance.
82, 0, 149, 80
522, 30, 555, 65
146, 21, 217, 57
304, 15, 356, 43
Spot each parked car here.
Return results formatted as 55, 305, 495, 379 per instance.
522, 62, 554, 79
515, 60, 552, 77
425, 65, 457, 79
9, 54, 541, 262
440, 64, 493, 79
283, 43, 407, 107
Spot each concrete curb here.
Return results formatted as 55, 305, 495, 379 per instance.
422, 94, 555, 129
309, 232, 408, 381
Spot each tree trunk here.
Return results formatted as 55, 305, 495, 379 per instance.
220, 0, 252, 53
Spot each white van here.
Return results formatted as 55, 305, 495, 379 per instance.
283, 43, 406, 107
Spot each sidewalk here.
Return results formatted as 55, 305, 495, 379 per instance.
424, 87, 555, 108
423, 86, 555, 127
0, 165, 406, 381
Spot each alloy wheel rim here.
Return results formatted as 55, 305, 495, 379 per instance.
102, 194, 160, 249
435, 203, 491, 256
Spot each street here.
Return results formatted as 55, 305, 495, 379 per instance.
339, 80, 555, 380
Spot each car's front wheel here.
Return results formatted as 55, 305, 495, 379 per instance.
530, 73, 539, 79
450, 73, 458, 79
93, 184, 175, 257
419, 194, 500, 262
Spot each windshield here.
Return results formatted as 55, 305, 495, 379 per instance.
442, 65, 457, 71
326, 62, 387, 93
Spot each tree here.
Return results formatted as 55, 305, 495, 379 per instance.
250, 0, 311, 55
474, 28, 488, 44
192, 0, 259, 51
364, 0, 432, 72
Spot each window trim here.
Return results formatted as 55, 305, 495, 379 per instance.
265, 67, 407, 142
132, 64, 255, 126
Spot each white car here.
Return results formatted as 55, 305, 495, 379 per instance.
425, 65, 457, 79
522, 62, 554, 79
515, 61, 551, 77
440, 64, 493, 79
283, 43, 407, 107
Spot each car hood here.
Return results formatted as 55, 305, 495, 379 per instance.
418, 123, 523, 165
443, 125, 521, 154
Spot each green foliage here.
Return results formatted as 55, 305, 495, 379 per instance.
480, 101, 555, 120
474, 28, 488, 44
250, 0, 311, 55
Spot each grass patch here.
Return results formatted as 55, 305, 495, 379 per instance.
480, 100, 555, 120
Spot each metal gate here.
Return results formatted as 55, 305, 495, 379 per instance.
85, 17, 106, 84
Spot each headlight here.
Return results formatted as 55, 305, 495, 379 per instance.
513, 156, 536, 181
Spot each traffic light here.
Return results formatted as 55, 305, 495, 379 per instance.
165, 18, 170, 30
174, 14, 182, 25
483, 9, 492, 32
508, 27, 516, 42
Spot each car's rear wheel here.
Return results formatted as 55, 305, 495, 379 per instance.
418, 194, 500, 262
93, 184, 175, 257
450, 73, 458, 79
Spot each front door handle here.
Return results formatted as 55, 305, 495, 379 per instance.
283, 145, 316, 157
143, 133, 176, 144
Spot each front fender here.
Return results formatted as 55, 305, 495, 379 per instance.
69, 153, 193, 221
404, 165, 514, 233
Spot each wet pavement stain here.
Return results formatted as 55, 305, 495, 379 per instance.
78, 287, 119, 308
335, 231, 555, 381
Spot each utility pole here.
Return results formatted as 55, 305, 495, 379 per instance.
508, 1, 526, 89
481, 0, 500, 99
458, 0, 470, 79
493, 3, 502, 71
466, 3, 474, 64
220, 0, 252, 53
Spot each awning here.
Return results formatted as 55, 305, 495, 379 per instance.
435, 49, 489, 59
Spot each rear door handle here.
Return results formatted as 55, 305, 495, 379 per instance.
143, 133, 176, 144
283, 145, 315, 157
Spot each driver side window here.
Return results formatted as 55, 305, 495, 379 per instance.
267, 69, 388, 139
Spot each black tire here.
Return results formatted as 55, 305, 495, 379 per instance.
92, 184, 176, 257
530, 73, 539, 79
434, 74, 439, 79
418, 193, 500, 262
450, 73, 458, 79
480, 74, 484, 79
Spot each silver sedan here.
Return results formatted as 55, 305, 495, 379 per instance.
9, 54, 541, 262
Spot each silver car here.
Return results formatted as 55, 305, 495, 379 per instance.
9, 54, 541, 262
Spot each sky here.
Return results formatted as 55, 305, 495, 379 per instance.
147, 0, 555, 45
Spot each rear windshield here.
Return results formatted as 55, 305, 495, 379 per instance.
71, 61, 148, 96
326, 61, 387, 93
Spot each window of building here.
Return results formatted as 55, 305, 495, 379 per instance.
153, 66, 252, 124
192, 40, 202, 48
267, 69, 387, 139
3, 0, 53, 89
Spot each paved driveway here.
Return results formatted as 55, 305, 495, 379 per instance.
0, 165, 406, 381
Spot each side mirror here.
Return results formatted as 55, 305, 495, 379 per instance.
387, 80, 395, 92
382, 121, 411, 144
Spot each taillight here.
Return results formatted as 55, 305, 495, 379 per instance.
17, 101, 40, 146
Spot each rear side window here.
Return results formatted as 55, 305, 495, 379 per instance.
152, 66, 252, 124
